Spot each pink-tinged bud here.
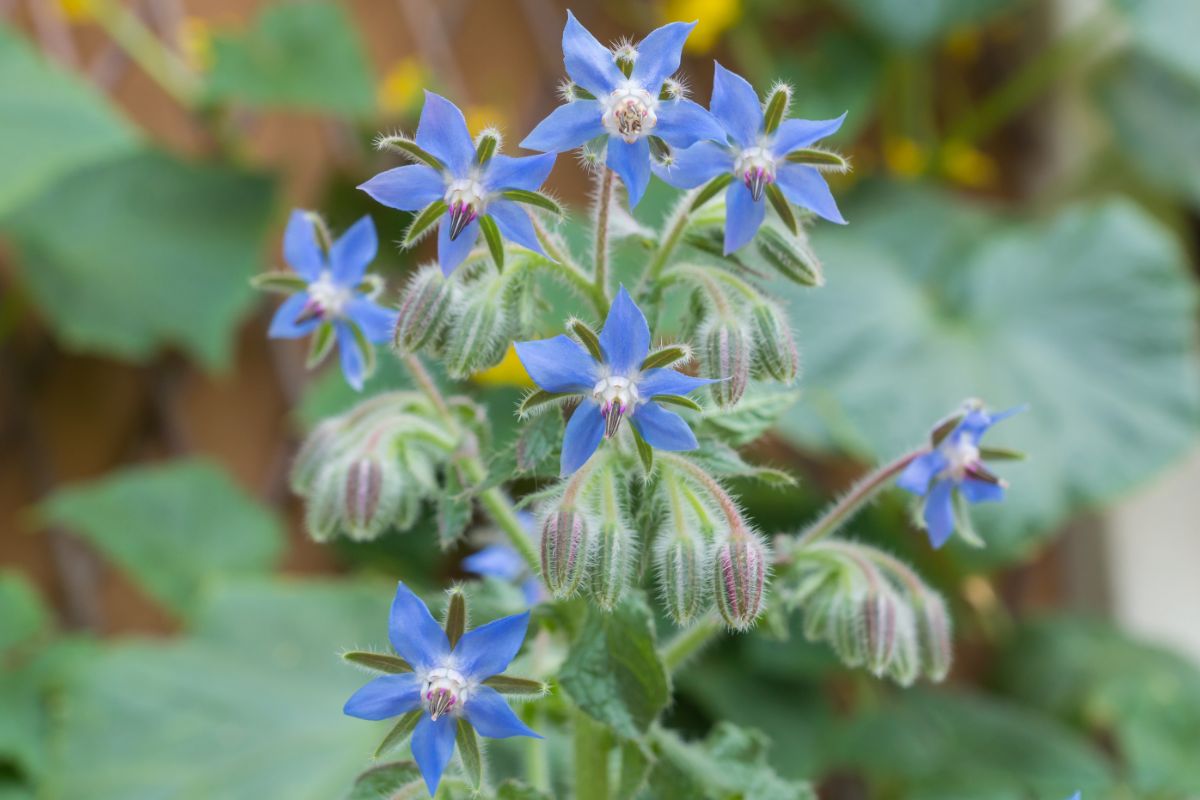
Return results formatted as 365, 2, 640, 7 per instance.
657, 533, 709, 625
916, 591, 953, 682
862, 588, 899, 675
702, 319, 750, 408
342, 457, 401, 541
885, 611, 920, 687
394, 266, 454, 354
712, 536, 768, 630
540, 509, 589, 598
444, 289, 508, 378
305, 462, 344, 543
750, 302, 800, 383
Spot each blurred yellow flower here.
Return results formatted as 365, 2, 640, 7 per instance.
179, 17, 213, 73
941, 140, 998, 188
378, 58, 426, 115
883, 137, 927, 179
472, 345, 534, 389
57, 0, 94, 21
943, 26, 982, 63
663, 0, 741, 53
465, 104, 507, 138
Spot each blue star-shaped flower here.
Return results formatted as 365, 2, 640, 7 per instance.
360, 91, 557, 276
520, 12, 724, 207
268, 211, 396, 391
515, 286, 713, 474
896, 403, 1025, 548
344, 582, 541, 797
656, 62, 847, 253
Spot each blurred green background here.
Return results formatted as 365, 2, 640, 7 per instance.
1, 0, 1199, 798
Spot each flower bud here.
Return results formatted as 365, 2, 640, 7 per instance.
701, 318, 750, 408
305, 462, 345, 543
915, 591, 953, 682
657, 533, 709, 625
712, 535, 768, 630
589, 520, 633, 611
290, 419, 341, 495
540, 509, 589, 598
750, 302, 799, 383
341, 457, 402, 541
885, 607, 920, 687
828, 593, 866, 667
394, 265, 454, 354
861, 587, 899, 675
444, 289, 509, 378
755, 223, 824, 287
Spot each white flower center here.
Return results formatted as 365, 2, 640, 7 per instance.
940, 436, 980, 482
423, 667, 470, 721
306, 270, 351, 319
592, 375, 640, 438
733, 146, 777, 201
444, 177, 488, 240
602, 85, 658, 144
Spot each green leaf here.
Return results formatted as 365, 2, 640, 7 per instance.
1112, 0, 1200, 85
480, 214, 505, 271
514, 409, 564, 475
455, 718, 482, 789
827, 0, 1019, 49
0, 25, 139, 219
777, 186, 1200, 563
48, 580, 393, 800
204, 2, 375, 117
496, 780, 553, 800
689, 441, 797, 488
39, 459, 283, 616
5, 151, 274, 370
501, 189, 563, 215
559, 593, 670, 738
0, 572, 48, 654
615, 739, 652, 800
437, 467, 473, 549
345, 761, 422, 800
698, 390, 800, 447
341, 651, 412, 674
646, 723, 816, 800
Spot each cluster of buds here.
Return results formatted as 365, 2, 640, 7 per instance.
393, 265, 457, 355
691, 293, 800, 407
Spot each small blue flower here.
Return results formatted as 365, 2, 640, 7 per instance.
515, 286, 714, 474
896, 402, 1025, 548
520, 12, 724, 207
360, 92, 557, 276
1066, 794, 1082, 800
655, 62, 847, 253
268, 211, 396, 391
344, 582, 541, 796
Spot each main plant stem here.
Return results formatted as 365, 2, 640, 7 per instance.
661, 611, 723, 672
402, 355, 539, 571
592, 168, 615, 305
573, 709, 611, 800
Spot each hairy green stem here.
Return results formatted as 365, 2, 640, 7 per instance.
637, 192, 695, 328
593, 168, 615, 306
90, 0, 199, 106
573, 709, 612, 800
530, 218, 608, 317
661, 611, 723, 672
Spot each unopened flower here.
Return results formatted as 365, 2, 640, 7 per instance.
266, 211, 396, 391
520, 12, 724, 207
896, 401, 1025, 548
655, 63, 848, 253
514, 287, 714, 474
344, 583, 541, 796
360, 92, 556, 275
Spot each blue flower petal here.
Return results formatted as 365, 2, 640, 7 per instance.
387, 582, 451, 671
631, 21, 695, 90
520, 100, 605, 153
562, 11, 623, 97
630, 401, 698, 451
654, 140, 733, 189
336, 323, 366, 391
638, 368, 714, 397
770, 113, 847, 156
268, 292, 319, 339
452, 610, 530, 680
345, 297, 397, 344
358, 164, 445, 211
464, 686, 542, 739
437, 214, 480, 275
960, 478, 1005, 504
775, 164, 846, 224
923, 480, 956, 549
462, 545, 526, 582
895, 451, 947, 496
329, 215, 377, 285
483, 153, 556, 193
343, 673, 421, 720
606, 137, 652, 207
514, 335, 597, 393
655, 98, 727, 150
411, 713, 457, 797
724, 180, 766, 254
415, 91, 476, 177
488, 200, 545, 256
711, 62, 763, 148
283, 210, 325, 280
599, 285, 651, 375
521, 577, 543, 606
957, 404, 1027, 439
561, 399, 605, 475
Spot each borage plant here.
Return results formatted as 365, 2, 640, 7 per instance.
257, 10, 1027, 799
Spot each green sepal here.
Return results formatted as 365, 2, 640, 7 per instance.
569, 319, 604, 361
376, 135, 445, 170
765, 182, 798, 235
347, 320, 377, 382
784, 147, 850, 170
479, 214, 505, 271
951, 490, 986, 548
648, 136, 671, 163
474, 132, 499, 166
445, 589, 466, 648
251, 271, 308, 294
569, 83, 596, 101
482, 675, 548, 696
641, 345, 689, 371
342, 651, 413, 673
404, 200, 448, 248
456, 718, 482, 789
306, 322, 336, 368
691, 173, 734, 211
630, 425, 654, 475
652, 394, 703, 412
930, 413, 964, 447
980, 446, 1026, 461
518, 389, 572, 417
762, 86, 790, 134
375, 711, 422, 758
501, 189, 563, 216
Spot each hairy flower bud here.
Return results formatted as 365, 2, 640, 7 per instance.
444, 289, 509, 378
341, 457, 402, 541
702, 319, 750, 408
394, 265, 454, 354
712, 535, 768, 630
915, 590, 953, 682
305, 462, 345, 543
828, 593, 866, 667
290, 419, 341, 495
589, 520, 633, 611
861, 586, 899, 675
755, 223, 824, 287
750, 302, 800, 383
885, 606, 920, 687
659, 535, 709, 625
540, 509, 589, 598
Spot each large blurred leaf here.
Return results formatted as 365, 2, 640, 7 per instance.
777, 186, 1200, 562
205, 2, 375, 117
40, 459, 283, 617
825, 0, 1018, 49
1111, 0, 1200, 84
0, 572, 48, 654
997, 616, 1200, 795
0, 573, 49, 782
6, 151, 274, 369
1095, 53, 1200, 207
0, 25, 138, 218
49, 580, 390, 800
645, 723, 816, 800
